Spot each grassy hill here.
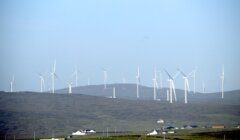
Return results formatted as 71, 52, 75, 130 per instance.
0, 87, 240, 139
57, 84, 240, 105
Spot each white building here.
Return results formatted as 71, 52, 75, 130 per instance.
72, 130, 86, 136
147, 130, 158, 136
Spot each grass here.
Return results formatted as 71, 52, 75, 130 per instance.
52, 129, 240, 140
12, 129, 240, 140
1, 92, 240, 139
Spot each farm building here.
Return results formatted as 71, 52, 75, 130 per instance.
212, 125, 225, 129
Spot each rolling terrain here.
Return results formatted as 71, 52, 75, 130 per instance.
0, 84, 239, 139
57, 84, 240, 105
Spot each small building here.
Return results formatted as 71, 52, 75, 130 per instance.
83, 129, 96, 133
40, 138, 64, 140
212, 125, 225, 129
168, 131, 175, 134
147, 130, 158, 136
157, 119, 164, 124
162, 131, 167, 134
72, 130, 86, 135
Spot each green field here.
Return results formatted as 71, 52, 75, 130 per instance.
35, 129, 240, 140
0, 91, 240, 139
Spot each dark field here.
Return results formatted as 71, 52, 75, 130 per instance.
0, 85, 240, 139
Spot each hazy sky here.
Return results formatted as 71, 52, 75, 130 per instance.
1, 0, 240, 92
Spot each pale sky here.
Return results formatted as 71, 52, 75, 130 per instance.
0, 0, 240, 92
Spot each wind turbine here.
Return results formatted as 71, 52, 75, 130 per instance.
87, 78, 90, 86
178, 69, 191, 104
113, 87, 116, 98
72, 66, 79, 87
202, 81, 205, 93
10, 75, 14, 92
166, 89, 169, 101
152, 67, 159, 100
189, 67, 197, 94
102, 68, 108, 89
136, 66, 140, 99
158, 71, 163, 90
38, 74, 45, 93
67, 82, 73, 94
50, 61, 57, 94
164, 69, 179, 103
220, 65, 224, 99
122, 77, 126, 84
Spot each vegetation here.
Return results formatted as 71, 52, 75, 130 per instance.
0, 88, 240, 139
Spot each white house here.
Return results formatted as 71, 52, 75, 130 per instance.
72, 130, 86, 136
147, 130, 158, 136
89, 130, 96, 133
40, 138, 64, 140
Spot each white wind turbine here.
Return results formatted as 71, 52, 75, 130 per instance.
178, 69, 191, 104
152, 68, 159, 100
50, 61, 57, 94
158, 71, 163, 90
202, 81, 205, 93
67, 82, 73, 94
102, 68, 108, 89
10, 75, 14, 92
112, 87, 116, 98
166, 89, 169, 101
122, 77, 126, 84
136, 66, 140, 99
72, 66, 79, 87
190, 67, 197, 94
38, 74, 45, 93
87, 78, 90, 86
164, 69, 179, 103
220, 65, 224, 99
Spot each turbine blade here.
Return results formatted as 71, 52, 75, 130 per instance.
155, 80, 159, 89
173, 71, 180, 79
177, 68, 186, 77
163, 69, 173, 80
54, 73, 59, 79
187, 70, 194, 77
12, 75, 15, 83
186, 79, 190, 91
137, 66, 140, 77
53, 60, 56, 73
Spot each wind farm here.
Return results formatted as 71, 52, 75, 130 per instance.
1, 0, 240, 139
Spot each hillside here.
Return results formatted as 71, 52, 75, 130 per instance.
57, 84, 240, 105
0, 89, 240, 139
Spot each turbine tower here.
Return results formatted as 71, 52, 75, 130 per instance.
164, 69, 179, 103
73, 66, 79, 87
87, 78, 90, 86
67, 82, 73, 94
220, 65, 224, 99
192, 70, 196, 94
158, 71, 163, 90
10, 75, 14, 92
136, 66, 140, 99
152, 68, 158, 100
122, 77, 126, 84
103, 68, 107, 89
38, 74, 45, 93
178, 69, 191, 104
113, 87, 116, 98
202, 81, 205, 93
190, 67, 198, 94
166, 89, 169, 101
50, 61, 57, 94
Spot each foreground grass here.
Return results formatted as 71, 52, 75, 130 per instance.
69, 129, 240, 140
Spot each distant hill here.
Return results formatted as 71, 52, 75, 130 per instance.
56, 84, 240, 105
0, 88, 240, 139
